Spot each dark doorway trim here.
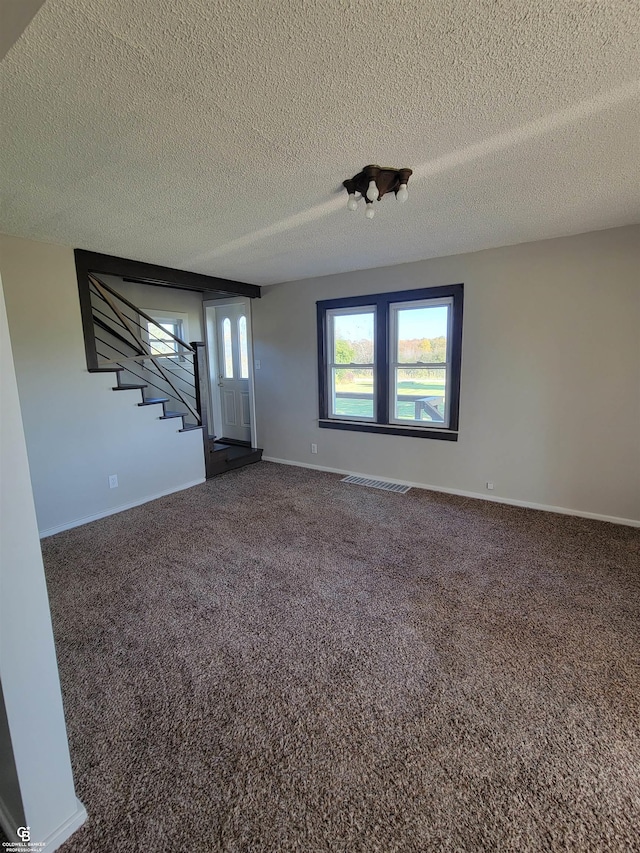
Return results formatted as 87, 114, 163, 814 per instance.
75, 249, 260, 370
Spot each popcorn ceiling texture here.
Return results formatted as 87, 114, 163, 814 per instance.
44, 463, 640, 852
1, 0, 639, 284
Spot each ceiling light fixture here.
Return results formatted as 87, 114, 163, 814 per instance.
343, 164, 413, 219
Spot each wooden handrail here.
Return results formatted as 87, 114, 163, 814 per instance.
88, 274, 195, 353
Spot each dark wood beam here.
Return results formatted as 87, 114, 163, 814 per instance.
74, 250, 261, 298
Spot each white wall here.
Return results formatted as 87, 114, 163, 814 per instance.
253, 226, 640, 524
0, 235, 206, 536
0, 273, 86, 850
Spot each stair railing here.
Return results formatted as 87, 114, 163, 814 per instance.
88, 274, 203, 426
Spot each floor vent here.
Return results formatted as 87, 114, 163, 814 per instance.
341, 475, 411, 494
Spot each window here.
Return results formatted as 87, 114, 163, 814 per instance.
141, 309, 190, 363
147, 320, 184, 356
317, 285, 463, 440
326, 307, 376, 420
222, 317, 233, 377
238, 315, 249, 379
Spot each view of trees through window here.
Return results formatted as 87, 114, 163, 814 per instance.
335, 335, 447, 371
331, 305, 448, 421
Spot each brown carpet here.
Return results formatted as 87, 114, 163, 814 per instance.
44, 462, 639, 852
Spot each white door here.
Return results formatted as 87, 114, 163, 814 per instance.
214, 303, 251, 443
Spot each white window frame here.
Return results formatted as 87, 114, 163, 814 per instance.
140, 309, 190, 367
326, 305, 376, 421
388, 296, 453, 429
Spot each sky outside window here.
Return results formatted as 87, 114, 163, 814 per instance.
397, 306, 448, 341
334, 306, 447, 341
334, 312, 374, 342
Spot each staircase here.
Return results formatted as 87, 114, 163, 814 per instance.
112, 376, 203, 433
86, 274, 262, 478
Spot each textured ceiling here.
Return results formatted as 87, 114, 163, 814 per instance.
1, 0, 639, 285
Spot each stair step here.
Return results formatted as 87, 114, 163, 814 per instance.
207, 444, 263, 477
113, 384, 147, 391
211, 442, 255, 458
217, 437, 252, 448
161, 411, 186, 419
225, 444, 257, 460
89, 366, 124, 373
180, 424, 204, 432
227, 448, 262, 467
139, 397, 169, 406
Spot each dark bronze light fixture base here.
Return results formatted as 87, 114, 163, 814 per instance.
343, 164, 413, 201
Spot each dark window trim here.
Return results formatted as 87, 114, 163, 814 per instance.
317, 284, 463, 440
75, 249, 260, 371
318, 420, 459, 440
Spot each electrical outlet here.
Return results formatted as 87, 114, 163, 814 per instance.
254, 359, 261, 369
311, 443, 318, 454
109, 474, 118, 489
486, 481, 494, 490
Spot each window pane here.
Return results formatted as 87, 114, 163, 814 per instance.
394, 368, 447, 423
222, 318, 233, 378
332, 367, 374, 419
396, 305, 448, 363
238, 315, 249, 379
333, 311, 374, 364
148, 321, 178, 356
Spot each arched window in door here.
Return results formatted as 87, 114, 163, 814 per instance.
238, 315, 249, 379
222, 318, 233, 378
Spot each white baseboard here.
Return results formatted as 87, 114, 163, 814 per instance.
262, 457, 640, 528
39, 478, 206, 538
40, 798, 87, 853
0, 796, 86, 852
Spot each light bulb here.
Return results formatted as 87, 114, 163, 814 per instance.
397, 183, 408, 203
365, 203, 375, 219
347, 193, 358, 211
366, 179, 379, 202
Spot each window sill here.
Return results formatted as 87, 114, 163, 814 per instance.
318, 419, 458, 441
